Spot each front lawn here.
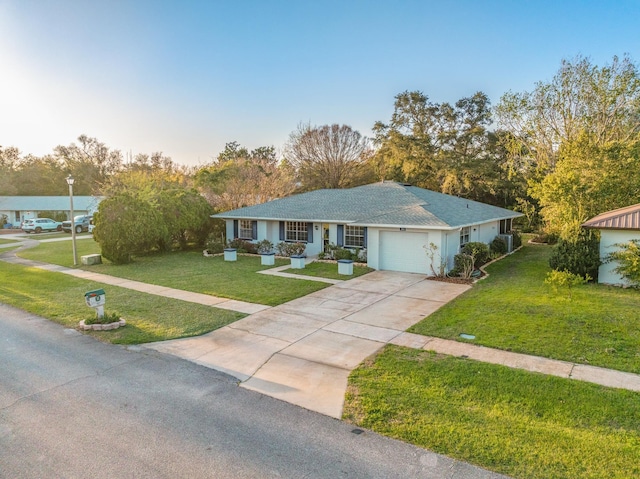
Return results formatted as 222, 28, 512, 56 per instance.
283, 261, 373, 279
0, 238, 21, 245
18, 242, 330, 306
344, 346, 640, 479
409, 243, 640, 374
0, 261, 244, 344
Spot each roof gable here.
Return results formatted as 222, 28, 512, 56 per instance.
582, 203, 640, 230
213, 182, 521, 229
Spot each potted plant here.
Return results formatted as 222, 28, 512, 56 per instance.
257, 239, 275, 265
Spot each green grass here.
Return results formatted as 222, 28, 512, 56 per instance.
344, 345, 640, 479
18, 236, 101, 266
409, 243, 640, 373
0, 238, 21, 245
0, 261, 244, 344
283, 261, 374, 279
18, 242, 330, 306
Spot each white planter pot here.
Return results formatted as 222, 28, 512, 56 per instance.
338, 259, 354, 276
290, 255, 306, 269
224, 248, 237, 261
261, 253, 275, 266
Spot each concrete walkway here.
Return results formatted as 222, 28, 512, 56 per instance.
2, 239, 640, 419
0, 240, 268, 315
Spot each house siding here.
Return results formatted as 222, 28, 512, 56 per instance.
598, 229, 639, 285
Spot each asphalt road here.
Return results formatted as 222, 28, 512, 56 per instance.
0, 302, 507, 479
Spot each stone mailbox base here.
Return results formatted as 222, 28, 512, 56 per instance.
338, 259, 354, 275
290, 255, 306, 269
81, 254, 102, 265
224, 248, 237, 261
261, 253, 275, 266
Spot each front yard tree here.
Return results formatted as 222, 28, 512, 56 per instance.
93, 194, 167, 264
285, 123, 374, 190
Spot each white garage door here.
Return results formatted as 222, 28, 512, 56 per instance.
379, 231, 429, 274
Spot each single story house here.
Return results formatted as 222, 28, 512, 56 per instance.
213, 181, 522, 275
582, 203, 640, 286
0, 196, 102, 228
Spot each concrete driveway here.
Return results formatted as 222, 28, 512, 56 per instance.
146, 271, 470, 418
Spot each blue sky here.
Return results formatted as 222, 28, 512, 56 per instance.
1, 0, 639, 165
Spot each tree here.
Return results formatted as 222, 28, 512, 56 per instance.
93, 194, 167, 264
285, 124, 374, 190
372, 91, 524, 207
195, 142, 296, 210
530, 132, 640, 237
0, 146, 20, 195
54, 135, 123, 195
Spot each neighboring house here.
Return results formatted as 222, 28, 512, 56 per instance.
582, 203, 640, 286
213, 181, 522, 275
0, 196, 102, 228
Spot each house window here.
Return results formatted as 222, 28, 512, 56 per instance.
460, 226, 470, 246
499, 218, 512, 235
286, 221, 308, 242
344, 225, 365, 248
239, 220, 253, 239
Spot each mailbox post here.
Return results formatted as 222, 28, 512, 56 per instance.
84, 289, 106, 319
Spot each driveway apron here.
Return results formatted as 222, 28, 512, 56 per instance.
146, 271, 470, 418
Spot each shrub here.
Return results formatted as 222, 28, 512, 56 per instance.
205, 233, 225, 254
228, 238, 257, 254
510, 230, 522, 249
545, 269, 591, 299
606, 240, 640, 286
256, 239, 274, 254
549, 229, 600, 280
423, 242, 446, 277
490, 237, 508, 256
531, 232, 558, 245
276, 242, 306, 257
461, 242, 490, 268
450, 253, 474, 279
93, 194, 167, 264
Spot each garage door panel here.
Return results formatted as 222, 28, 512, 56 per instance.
379, 231, 429, 274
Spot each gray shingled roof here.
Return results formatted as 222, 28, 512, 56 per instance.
582, 203, 640, 230
0, 196, 102, 212
213, 182, 521, 230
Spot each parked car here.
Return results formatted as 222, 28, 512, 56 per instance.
21, 218, 63, 234
62, 215, 93, 234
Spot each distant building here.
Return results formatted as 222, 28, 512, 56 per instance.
583, 203, 640, 285
0, 196, 103, 228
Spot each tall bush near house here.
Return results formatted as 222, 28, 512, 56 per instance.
156, 189, 213, 250
606, 240, 640, 286
276, 242, 306, 257
549, 228, 600, 280
460, 242, 490, 267
93, 194, 167, 264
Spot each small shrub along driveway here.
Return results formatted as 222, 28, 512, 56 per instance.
410, 242, 640, 374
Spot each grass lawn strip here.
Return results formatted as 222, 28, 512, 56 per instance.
0, 261, 244, 344
344, 345, 640, 479
283, 261, 373, 280
0, 238, 22, 245
18, 241, 329, 306
409, 243, 640, 374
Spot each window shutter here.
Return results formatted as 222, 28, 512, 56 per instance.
363, 227, 368, 248
337, 224, 344, 247
252, 221, 258, 240
233, 220, 238, 239
279, 221, 285, 241
307, 223, 313, 243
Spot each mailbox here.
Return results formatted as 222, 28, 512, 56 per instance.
85, 289, 106, 318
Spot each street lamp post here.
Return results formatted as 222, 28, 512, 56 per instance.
66, 175, 78, 266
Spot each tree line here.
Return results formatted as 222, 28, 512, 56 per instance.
2, 54, 639, 242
